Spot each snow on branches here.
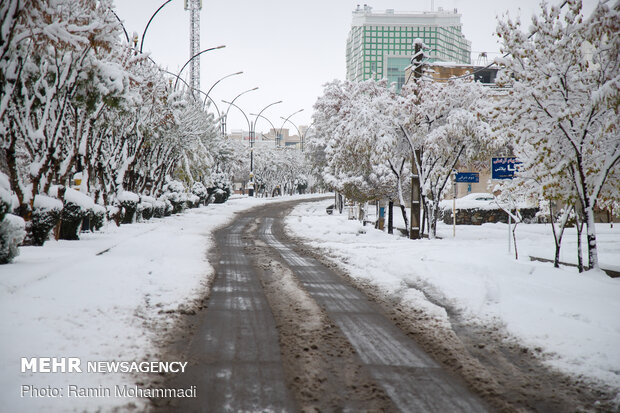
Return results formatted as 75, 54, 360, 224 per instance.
494, 0, 620, 269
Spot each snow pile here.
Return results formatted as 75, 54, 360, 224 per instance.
286, 199, 620, 390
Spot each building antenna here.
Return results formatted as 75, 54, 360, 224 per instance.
185, 0, 202, 93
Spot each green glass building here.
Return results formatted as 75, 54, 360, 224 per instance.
346, 5, 471, 91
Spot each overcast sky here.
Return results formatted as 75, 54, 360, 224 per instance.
114, 0, 597, 133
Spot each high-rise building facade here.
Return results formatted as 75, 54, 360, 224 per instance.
346, 5, 472, 91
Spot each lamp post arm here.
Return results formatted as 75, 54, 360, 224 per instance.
281, 117, 302, 139
224, 87, 259, 120
174, 45, 226, 90
158, 66, 220, 119
108, 7, 129, 43
250, 113, 276, 138
222, 100, 251, 132
278, 109, 304, 147
204, 72, 243, 107
140, 0, 174, 53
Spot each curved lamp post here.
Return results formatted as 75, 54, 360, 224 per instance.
160, 66, 222, 120
278, 109, 304, 148
250, 113, 278, 147
221, 87, 258, 137
140, 0, 174, 53
222, 99, 254, 195
203, 71, 243, 107
174, 45, 226, 90
252, 100, 282, 144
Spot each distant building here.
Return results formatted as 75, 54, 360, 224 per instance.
261, 128, 302, 149
346, 5, 472, 91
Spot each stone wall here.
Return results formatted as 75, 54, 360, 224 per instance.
442, 207, 539, 225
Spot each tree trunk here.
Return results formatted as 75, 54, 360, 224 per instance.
388, 201, 394, 235
584, 205, 599, 269
576, 216, 584, 273
399, 204, 409, 237
551, 204, 572, 268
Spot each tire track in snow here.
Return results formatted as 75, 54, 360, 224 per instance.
260, 217, 493, 413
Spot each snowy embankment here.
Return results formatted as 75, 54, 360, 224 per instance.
0, 194, 321, 413
286, 199, 620, 393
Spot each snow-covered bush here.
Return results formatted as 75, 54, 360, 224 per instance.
0, 173, 25, 263
192, 182, 208, 205
51, 187, 95, 241
0, 214, 26, 264
207, 174, 231, 204
107, 205, 122, 226
152, 200, 167, 218
90, 204, 106, 231
137, 196, 156, 221
0, 173, 11, 221
118, 191, 139, 224
186, 194, 201, 209
295, 176, 308, 194
161, 180, 187, 214
30, 195, 63, 246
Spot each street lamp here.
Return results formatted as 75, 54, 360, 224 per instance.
252, 100, 282, 146
203, 71, 243, 108
250, 113, 278, 147
222, 100, 254, 195
222, 87, 258, 137
140, 0, 174, 53
174, 45, 226, 90
278, 109, 304, 149
160, 66, 222, 120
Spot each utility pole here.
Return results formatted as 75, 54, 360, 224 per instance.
410, 40, 424, 240
185, 0, 202, 94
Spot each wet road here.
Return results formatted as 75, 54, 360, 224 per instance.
161, 199, 492, 412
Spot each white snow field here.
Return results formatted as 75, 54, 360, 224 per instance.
286, 199, 620, 394
0, 194, 321, 413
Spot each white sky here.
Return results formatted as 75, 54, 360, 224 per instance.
114, 0, 598, 133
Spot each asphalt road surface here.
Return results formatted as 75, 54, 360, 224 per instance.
159, 198, 493, 412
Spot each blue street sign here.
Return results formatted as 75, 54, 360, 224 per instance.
492, 157, 521, 180
455, 172, 479, 183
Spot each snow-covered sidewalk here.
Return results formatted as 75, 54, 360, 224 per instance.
0, 194, 321, 413
286, 199, 620, 394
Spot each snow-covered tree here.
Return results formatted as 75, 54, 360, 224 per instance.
399, 77, 494, 238
494, 0, 620, 269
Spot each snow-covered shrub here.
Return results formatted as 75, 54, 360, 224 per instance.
186, 194, 201, 209
207, 174, 231, 204
295, 176, 308, 194
30, 195, 63, 246
192, 182, 208, 205
138, 196, 156, 221
0, 173, 11, 221
161, 180, 187, 214
90, 204, 106, 231
152, 200, 167, 218
118, 191, 139, 224
107, 205, 122, 226
0, 214, 26, 264
51, 187, 95, 240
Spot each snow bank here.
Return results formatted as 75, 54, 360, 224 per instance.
286, 199, 620, 391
